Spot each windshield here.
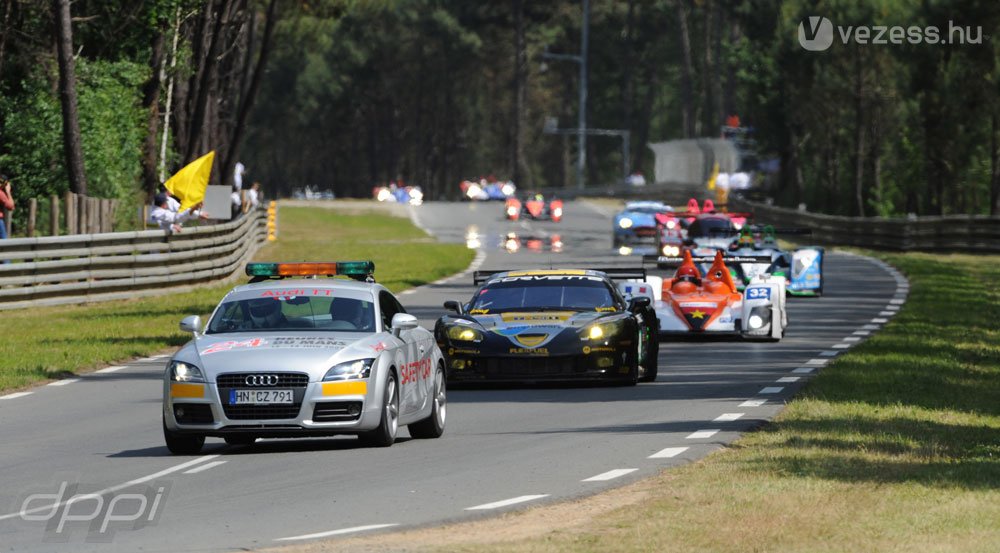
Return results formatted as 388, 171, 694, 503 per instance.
469, 276, 619, 312
206, 295, 376, 333
688, 217, 736, 239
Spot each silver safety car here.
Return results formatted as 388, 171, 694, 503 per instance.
162, 261, 446, 454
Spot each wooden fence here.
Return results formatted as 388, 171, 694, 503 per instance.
0, 208, 268, 310
7, 192, 120, 238
730, 197, 1000, 253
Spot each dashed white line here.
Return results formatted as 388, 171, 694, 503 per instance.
713, 413, 744, 422
871, 318, 889, 324
843, 337, 861, 342
832, 344, 851, 349
878, 311, 894, 316
275, 524, 400, 542
0, 454, 221, 521
582, 468, 638, 482
885, 305, 901, 311
853, 330, 871, 336
889, 299, 905, 305
759, 387, 784, 394
466, 494, 549, 511
0, 392, 32, 400
819, 350, 840, 356
805, 358, 828, 366
182, 460, 228, 475
48, 379, 81, 387
686, 429, 720, 439
776, 377, 800, 383
95, 366, 126, 374
862, 324, 880, 330
649, 446, 690, 458
791, 367, 814, 374
739, 398, 768, 407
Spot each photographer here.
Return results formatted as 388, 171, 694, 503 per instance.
0, 174, 13, 240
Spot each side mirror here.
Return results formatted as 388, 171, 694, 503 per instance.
629, 296, 651, 310
443, 300, 464, 315
391, 313, 419, 335
179, 315, 202, 335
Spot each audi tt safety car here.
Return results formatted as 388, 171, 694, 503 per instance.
436, 268, 659, 385
162, 261, 446, 454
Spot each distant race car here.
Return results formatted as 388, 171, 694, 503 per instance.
643, 250, 787, 340
436, 268, 660, 384
162, 261, 446, 454
727, 226, 824, 296
505, 194, 563, 222
373, 185, 424, 205
461, 179, 516, 201
613, 201, 672, 247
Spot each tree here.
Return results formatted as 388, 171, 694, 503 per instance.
53, 0, 87, 195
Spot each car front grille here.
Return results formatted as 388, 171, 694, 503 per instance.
312, 401, 363, 422
481, 357, 581, 377
216, 373, 309, 388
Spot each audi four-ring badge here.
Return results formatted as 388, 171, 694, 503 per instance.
161, 261, 447, 454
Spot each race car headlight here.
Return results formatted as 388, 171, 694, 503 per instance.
323, 358, 375, 381
618, 217, 633, 229
661, 245, 680, 256
581, 321, 622, 341
666, 220, 676, 230
748, 315, 764, 329
552, 207, 563, 217
447, 325, 483, 343
506, 206, 518, 216
747, 307, 771, 330
169, 361, 205, 383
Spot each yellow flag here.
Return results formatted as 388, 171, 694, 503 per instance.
706, 161, 719, 191
164, 151, 215, 212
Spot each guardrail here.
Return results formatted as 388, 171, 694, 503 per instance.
730, 197, 1000, 253
0, 209, 268, 310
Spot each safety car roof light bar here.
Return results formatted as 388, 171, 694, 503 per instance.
245, 261, 375, 282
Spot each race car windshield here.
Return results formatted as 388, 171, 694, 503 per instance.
470, 278, 619, 312
206, 295, 376, 333
688, 217, 736, 239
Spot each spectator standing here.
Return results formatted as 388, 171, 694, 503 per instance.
247, 181, 261, 211
150, 192, 208, 234
0, 174, 13, 240
231, 185, 244, 218
234, 162, 246, 192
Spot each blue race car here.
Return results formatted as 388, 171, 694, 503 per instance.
613, 201, 672, 248
726, 226, 824, 297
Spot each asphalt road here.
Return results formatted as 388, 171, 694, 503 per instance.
0, 200, 908, 552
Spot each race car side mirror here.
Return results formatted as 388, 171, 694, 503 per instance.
628, 296, 651, 310
444, 300, 464, 315
179, 315, 202, 336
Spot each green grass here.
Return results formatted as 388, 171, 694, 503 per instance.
0, 205, 473, 392
413, 252, 1000, 552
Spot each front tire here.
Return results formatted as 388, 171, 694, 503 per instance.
639, 320, 660, 382
360, 372, 399, 447
409, 365, 446, 439
163, 415, 205, 455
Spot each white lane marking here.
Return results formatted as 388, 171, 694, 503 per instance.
0, 392, 32, 400
806, 359, 828, 366
48, 379, 81, 387
863, 324, 880, 330
686, 429, 719, 439
792, 367, 814, 374
0, 454, 220, 521
819, 350, 839, 357
275, 523, 400, 542
95, 366, 126, 374
886, 305, 901, 311
843, 337, 861, 342
832, 344, 851, 349
889, 299, 905, 305
713, 413, 744, 422
878, 311, 894, 316
182, 460, 228, 475
853, 330, 871, 336
582, 468, 639, 482
649, 446, 689, 459
466, 494, 549, 511
400, 289, 415, 295
739, 399, 767, 407
871, 318, 889, 324
760, 387, 784, 394
776, 377, 800, 383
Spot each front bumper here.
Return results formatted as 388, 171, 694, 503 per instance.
444, 348, 632, 383
162, 378, 380, 437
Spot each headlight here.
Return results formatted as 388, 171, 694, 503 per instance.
748, 315, 764, 329
552, 207, 563, 217
323, 358, 375, 381
662, 245, 680, 256
581, 321, 622, 341
618, 217, 633, 229
506, 206, 518, 216
447, 325, 483, 342
618, 245, 633, 256
169, 361, 205, 382
666, 220, 676, 229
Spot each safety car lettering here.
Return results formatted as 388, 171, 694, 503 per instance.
259, 289, 342, 298
202, 338, 265, 355
745, 287, 771, 300
509, 347, 549, 355
269, 337, 349, 348
400, 358, 433, 384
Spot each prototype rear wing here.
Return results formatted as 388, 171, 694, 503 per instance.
642, 255, 773, 267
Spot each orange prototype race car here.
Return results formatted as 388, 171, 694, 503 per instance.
505, 194, 563, 222
642, 250, 787, 340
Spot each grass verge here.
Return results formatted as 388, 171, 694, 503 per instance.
0, 205, 473, 392
351, 252, 999, 553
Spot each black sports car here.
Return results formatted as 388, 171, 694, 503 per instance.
435, 268, 659, 385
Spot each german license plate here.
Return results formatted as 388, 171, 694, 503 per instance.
230, 389, 293, 405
